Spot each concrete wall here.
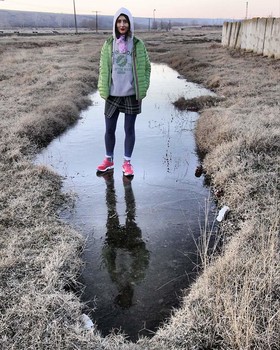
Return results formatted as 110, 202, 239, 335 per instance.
222, 18, 280, 59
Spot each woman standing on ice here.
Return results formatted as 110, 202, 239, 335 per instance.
97, 7, 151, 177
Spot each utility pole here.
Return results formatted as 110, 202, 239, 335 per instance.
245, 2, 248, 19
92, 11, 100, 33
73, 0, 78, 34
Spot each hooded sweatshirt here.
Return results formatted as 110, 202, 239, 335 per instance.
110, 8, 135, 97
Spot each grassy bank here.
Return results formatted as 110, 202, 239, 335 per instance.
0, 29, 279, 349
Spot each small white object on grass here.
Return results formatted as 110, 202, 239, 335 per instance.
216, 205, 230, 222
81, 313, 94, 330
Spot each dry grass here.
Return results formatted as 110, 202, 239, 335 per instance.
173, 95, 224, 111
0, 28, 279, 349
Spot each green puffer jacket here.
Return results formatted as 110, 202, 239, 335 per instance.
98, 36, 151, 100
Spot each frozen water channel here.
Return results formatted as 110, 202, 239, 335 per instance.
36, 63, 214, 341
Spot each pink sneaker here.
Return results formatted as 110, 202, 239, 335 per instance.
122, 160, 134, 176
97, 158, 114, 172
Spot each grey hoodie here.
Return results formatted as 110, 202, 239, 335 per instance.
110, 8, 135, 97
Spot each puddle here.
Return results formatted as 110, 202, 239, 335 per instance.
35, 63, 215, 341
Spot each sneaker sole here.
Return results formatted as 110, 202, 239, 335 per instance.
122, 170, 134, 177
96, 165, 114, 173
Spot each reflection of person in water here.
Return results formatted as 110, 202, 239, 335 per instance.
101, 172, 149, 309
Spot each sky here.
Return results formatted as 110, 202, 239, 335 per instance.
0, 0, 279, 19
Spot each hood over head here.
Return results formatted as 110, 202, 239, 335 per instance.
113, 7, 134, 38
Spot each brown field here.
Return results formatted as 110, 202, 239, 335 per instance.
0, 28, 279, 349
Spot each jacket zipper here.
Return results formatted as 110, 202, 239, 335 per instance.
132, 48, 140, 100
108, 42, 113, 96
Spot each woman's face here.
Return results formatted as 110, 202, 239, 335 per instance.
116, 15, 129, 35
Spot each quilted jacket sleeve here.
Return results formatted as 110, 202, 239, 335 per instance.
97, 39, 112, 99
135, 39, 151, 100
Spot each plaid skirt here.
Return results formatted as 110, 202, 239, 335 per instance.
105, 95, 142, 118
